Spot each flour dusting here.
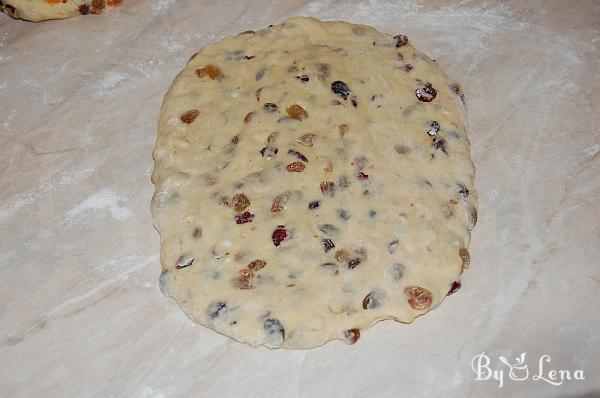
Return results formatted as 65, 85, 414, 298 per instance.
93, 71, 128, 97
67, 189, 132, 221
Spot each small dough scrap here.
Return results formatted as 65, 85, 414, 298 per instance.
1, 0, 121, 22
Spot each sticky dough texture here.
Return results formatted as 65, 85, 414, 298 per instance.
151, 17, 477, 349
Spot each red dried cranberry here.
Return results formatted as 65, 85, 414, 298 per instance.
344, 328, 360, 344
448, 281, 462, 295
416, 82, 437, 102
432, 137, 448, 154
272, 226, 288, 247
393, 34, 408, 47
357, 172, 369, 181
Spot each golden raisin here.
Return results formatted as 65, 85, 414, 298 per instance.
271, 192, 289, 212
286, 104, 308, 121
196, 65, 224, 81
247, 259, 266, 272
459, 248, 470, 270
286, 162, 306, 172
320, 181, 335, 196
232, 193, 250, 212
180, 109, 200, 124
405, 286, 433, 310
335, 249, 350, 263
297, 133, 316, 147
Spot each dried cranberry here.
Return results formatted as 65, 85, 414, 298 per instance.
235, 211, 254, 224
79, 4, 90, 14
344, 328, 360, 344
272, 226, 288, 247
263, 103, 279, 113
393, 34, 408, 47
415, 82, 437, 102
288, 149, 308, 162
350, 96, 359, 108
308, 200, 320, 209
331, 80, 351, 100
448, 281, 462, 295
322, 239, 336, 252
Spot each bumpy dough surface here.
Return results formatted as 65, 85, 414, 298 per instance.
1, 0, 120, 22
151, 17, 477, 349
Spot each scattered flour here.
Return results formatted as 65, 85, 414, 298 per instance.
93, 71, 128, 97
66, 189, 132, 221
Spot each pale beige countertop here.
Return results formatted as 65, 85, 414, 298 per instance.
0, 1, 598, 397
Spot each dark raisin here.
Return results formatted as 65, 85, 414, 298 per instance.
344, 328, 360, 344
348, 258, 362, 269
388, 239, 399, 254
401, 63, 413, 72
308, 200, 320, 209
331, 80, 351, 100
288, 149, 308, 162
448, 281, 462, 295
368, 210, 377, 218
350, 96, 359, 108
260, 146, 278, 159
432, 137, 448, 154
243, 112, 255, 123
207, 300, 227, 318
457, 183, 470, 198
357, 172, 369, 181
272, 226, 288, 247
322, 239, 336, 252
393, 34, 409, 47
427, 121, 440, 136
449, 82, 462, 95
235, 211, 254, 224
296, 75, 310, 82
362, 291, 380, 309
263, 318, 285, 344
255, 68, 267, 81
318, 224, 339, 236
263, 103, 279, 113
175, 255, 194, 269
416, 82, 437, 102
231, 135, 240, 145
244, 55, 255, 60
192, 228, 202, 239
337, 209, 350, 220
79, 4, 90, 14
469, 206, 478, 228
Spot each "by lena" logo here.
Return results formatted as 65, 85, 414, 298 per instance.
471, 352, 585, 388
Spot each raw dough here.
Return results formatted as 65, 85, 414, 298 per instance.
151, 17, 477, 349
0, 0, 121, 22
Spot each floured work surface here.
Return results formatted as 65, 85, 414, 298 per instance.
151, 16, 477, 348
